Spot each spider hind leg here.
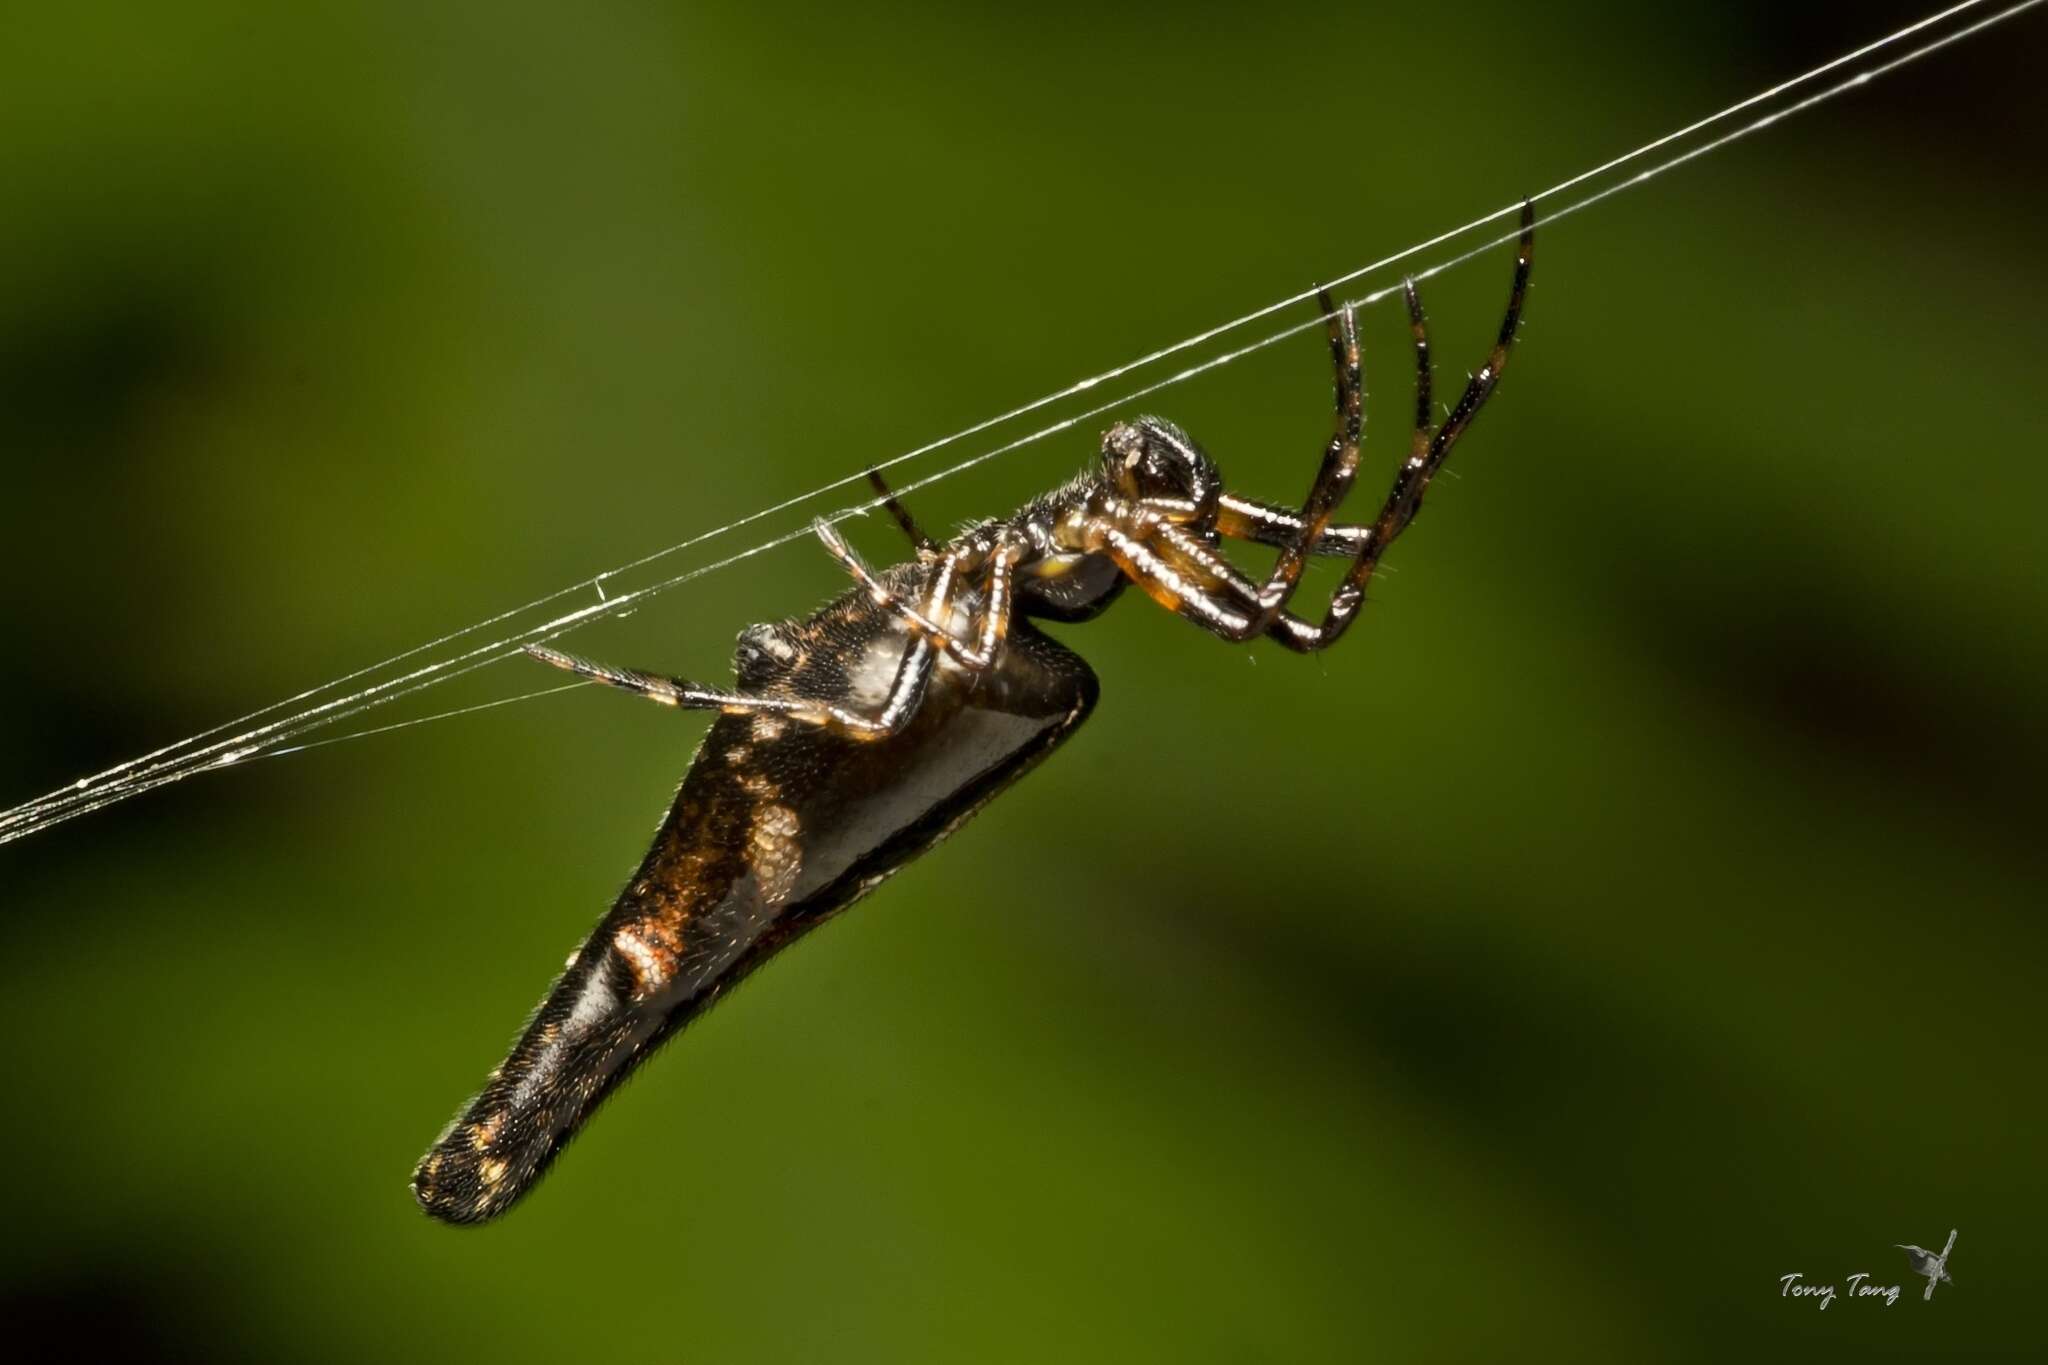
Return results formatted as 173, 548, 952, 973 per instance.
811, 519, 1019, 671
865, 468, 937, 554
522, 638, 936, 740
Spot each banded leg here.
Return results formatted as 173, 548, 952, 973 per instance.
524, 638, 936, 740
1133, 518, 1406, 652
937, 536, 1022, 669
1132, 200, 1533, 654
1213, 496, 1371, 559
1211, 265, 1433, 563
813, 520, 1020, 670
1296, 200, 1532, 651
1143, 521, 1328, 650
1099, 523, 1262, 639
1115, 290, 1367, 642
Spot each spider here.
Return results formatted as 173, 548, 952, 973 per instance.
412, 203, 1534, 1224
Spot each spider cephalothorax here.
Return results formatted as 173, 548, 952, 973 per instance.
414, 204, 1534, 1224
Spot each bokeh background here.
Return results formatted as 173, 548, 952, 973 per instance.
3, 1, 2043, 1359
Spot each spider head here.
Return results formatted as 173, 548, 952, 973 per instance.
1101, 417, 1220, 520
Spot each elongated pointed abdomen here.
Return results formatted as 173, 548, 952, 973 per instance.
413, 611, 1097, 1223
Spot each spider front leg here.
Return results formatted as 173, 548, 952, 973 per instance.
1103, 290, 1368, 642
1201, 200, 1534, 653
523, 634, 937, 740
1300, 200, 1533, 650
1208, 287, 1367, 640
1137, 521, 1329, 650
1211, 256, 1437, 564
1212, 497, 1371, 559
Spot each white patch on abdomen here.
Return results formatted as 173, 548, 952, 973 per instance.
565, 971, 615, 1033
612, 926, 669, 995
848, 625, 909, 707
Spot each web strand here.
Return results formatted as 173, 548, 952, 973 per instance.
2, 0, 2038, 847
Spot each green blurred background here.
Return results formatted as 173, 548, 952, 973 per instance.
3, 1, 2043, 1359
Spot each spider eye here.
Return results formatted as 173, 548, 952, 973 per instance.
1101, 422, 1144, 475
1101, 417, 1212, 502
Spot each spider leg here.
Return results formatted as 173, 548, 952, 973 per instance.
1369, 211, 1525, 548
1143, 522, 1325, 650
1122, 288, 1376, 642
1403, 259, 1435, 468
1211, 282, 1430, 563
1213, 495, 1371, 559
1216, 201, 1533, 653
523, 639, 936, 741
1099, 525, 1268, 640
813, 518, 964, 641
865, 468, 937, 554
1289, 200, 1530, 652
939, 535, 1021, 670
812, 520, 1018, 670
1200, 288, 1366, 641
1129, 202, 1531, 655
